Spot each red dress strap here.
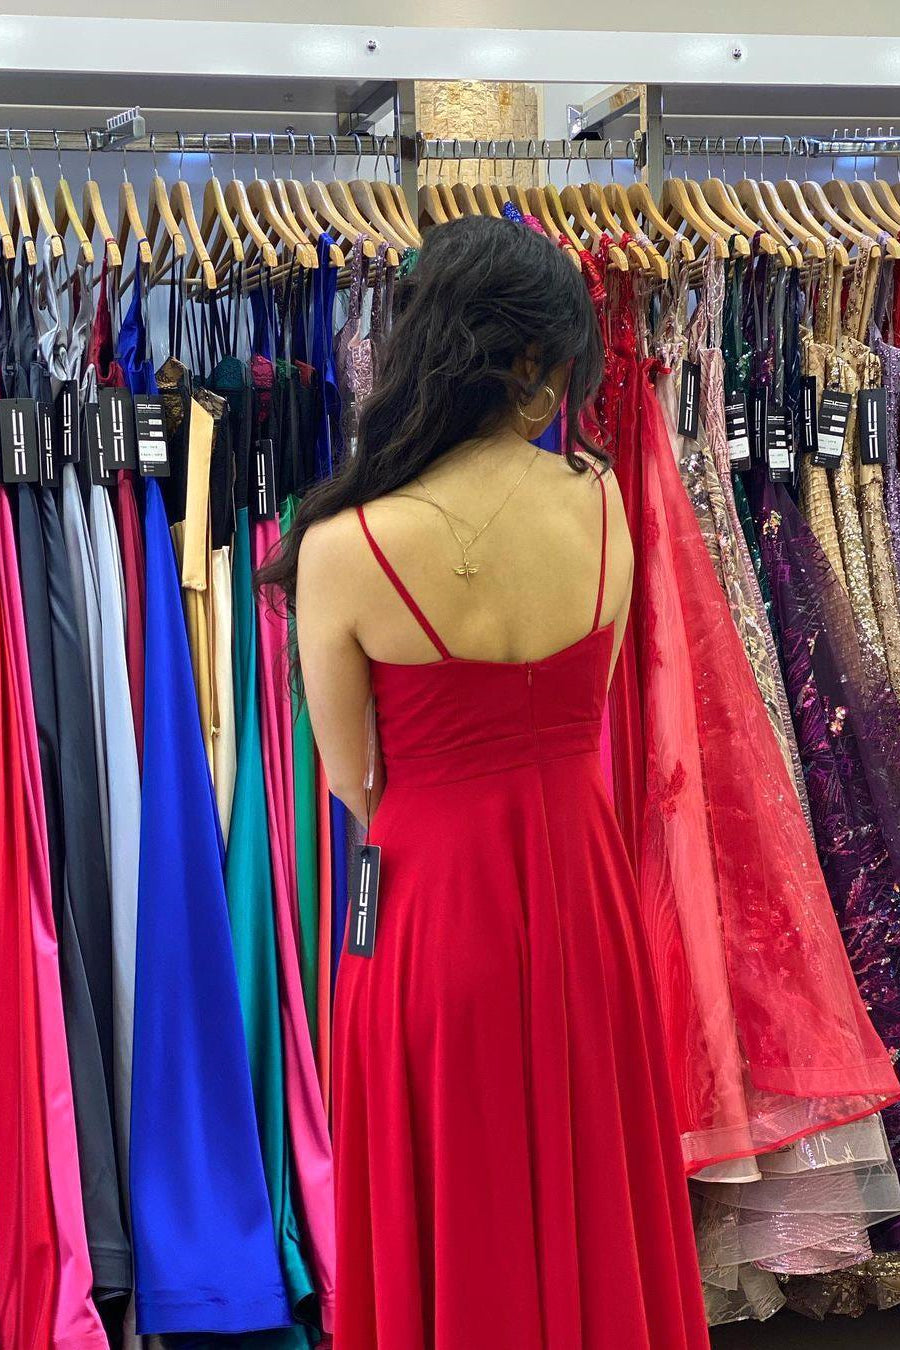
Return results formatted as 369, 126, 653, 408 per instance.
578, 459, 610, 629
357, 506, 452, 660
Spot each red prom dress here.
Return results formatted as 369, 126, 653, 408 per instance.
331, 480, 710, 1348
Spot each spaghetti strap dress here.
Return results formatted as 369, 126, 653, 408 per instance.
331, 478, 711, 1349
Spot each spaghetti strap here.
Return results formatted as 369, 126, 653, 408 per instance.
357, 505, 452, 660
589, 467, 609, 629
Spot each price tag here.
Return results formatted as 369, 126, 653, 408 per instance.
134, 396, 171, 478
725, 392, 751, 471
0, 398, 39, 484
85, 402, 115, 486
813, 389, 852, 466
858, 388, 889, 466
749, 385, 769, 461
766, 404, 793, 484
798, 375, 818, 455
99, 388, 137, 472
57, 379, 80, 463
677, 360, 701, 440
37, 401, 59, 487
252, 437, 277, 521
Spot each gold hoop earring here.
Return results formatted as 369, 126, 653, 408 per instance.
517, 383, 556, 423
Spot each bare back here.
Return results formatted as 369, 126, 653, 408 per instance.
296, 436, 633, 818
347, 443, 632, 667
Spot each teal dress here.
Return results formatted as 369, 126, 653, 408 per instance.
226, 505, 316, 1342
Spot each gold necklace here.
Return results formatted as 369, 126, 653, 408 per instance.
416, 449, 539, 581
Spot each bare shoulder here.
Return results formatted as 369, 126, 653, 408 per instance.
297, 507, 365, 597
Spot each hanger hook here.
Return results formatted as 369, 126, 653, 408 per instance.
289, 130, 296, 178
474, 137, 483, 184
84, 128, 92, 181
626, 137, 639, 183
602, 137, 615, 183
177, 130, 185, 179
665, 134, 674, 179
452, 136, 463, 185
329, 132, 338, 178
202, 131, 213, 179
269, 132, 277, 179
737, 133, 747, 181
53, 128, 63, 179
251, 132, 259, 181
526, 138, 537, 188
381, 132, 392, 184
506, 137, 516, 184
564, 138, 573, 183
542, 137, 551, 186
487, 138, 498, 187
681, 134, 691, 180
307, 133, 316, 182
353, 132, 363, 179
703, 135, 711, 180
714, 135, 726, 180
121, 138, 129, 183
23, 128, 36, 178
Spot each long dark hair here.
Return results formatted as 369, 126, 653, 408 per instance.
256, 215, 605, 617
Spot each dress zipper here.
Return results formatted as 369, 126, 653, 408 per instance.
526, 662, 533, 687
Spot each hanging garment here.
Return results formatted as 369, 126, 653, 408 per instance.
88, 484, 142, 1212
16, 480, 132, 1311
88, 260, 146, 770
252, 509, 336, 1330
582, 250, 900, 1172
0, 502, 57, 1350
0, 487, 107, 1349
228, 503, 316, 1338
332, 485, 710, 1350
131, 479, 291, 1336
281, 492, 319, 1051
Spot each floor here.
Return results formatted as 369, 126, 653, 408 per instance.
712, 1307, 900, 1347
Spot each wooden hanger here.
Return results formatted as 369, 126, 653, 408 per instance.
598, 141, 668, 279
449, 139, 482, 218
418, 148, 451, 228
659, 176, 728, 259
80, 131, 121, 270
153, 135, 213, 290
363, 134, 422, 245
315, 133, 399, 265
301, 135, 380, 258
624, 180, 695, 263
774, 172, 850, 268
243, 137, 314, 270
7, 134, 37, 266
730, 141, 820, 263
193, 136, 244, 281
51, 131, 92, 266
279, 136, 343, 266
144, 132, 186, 275
822, 173, 899, 256
468, 140, 502, 221
115, 146, 152, 273
17, 132, 64, 260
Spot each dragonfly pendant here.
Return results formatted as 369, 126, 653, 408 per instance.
453, 558, 480, 580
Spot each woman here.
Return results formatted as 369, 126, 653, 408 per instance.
260, 217, 710, 1349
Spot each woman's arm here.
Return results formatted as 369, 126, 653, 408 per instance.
296, 518, 384, 826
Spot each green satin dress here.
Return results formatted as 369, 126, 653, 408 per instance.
226, 505, 316, 1341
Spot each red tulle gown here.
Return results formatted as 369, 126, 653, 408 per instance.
331, 484, 710, 1349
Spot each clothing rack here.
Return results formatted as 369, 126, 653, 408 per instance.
0, 128, 399, 159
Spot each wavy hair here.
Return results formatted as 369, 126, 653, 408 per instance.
256, 214, 605, 618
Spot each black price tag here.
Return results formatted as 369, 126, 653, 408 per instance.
0, 398, 39, 484
84, 402, 115, 487
99, 388, 137, 472
858, 388, 889, 466
814, 388, 852, 466
57, 379, 80, 464
37, 400, 58, 487
724, 392, 751, 471
749, 385, 769, 460
766, 403, 793, 483
252, 437, 277, 521
677, 359, 701, 440
347, 844, 381, 958
134, 396, 171, 478
799, 375, 818, 455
